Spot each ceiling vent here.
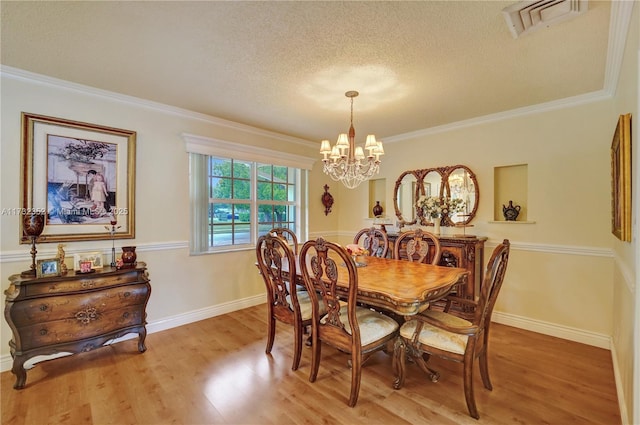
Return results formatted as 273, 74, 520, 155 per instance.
502, 0, 589, 38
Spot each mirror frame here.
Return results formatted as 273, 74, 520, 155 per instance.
442, 164, 479, 227
393, 164, 479, 228
392, 170, 421, 227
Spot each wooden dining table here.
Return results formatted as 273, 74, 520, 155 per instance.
284, 255, 469, 317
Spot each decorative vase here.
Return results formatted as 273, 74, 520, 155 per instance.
372, 201, 383, 217
121, 246, 137, 267
502, 200, 521, 221
21, 212, 46, 277
432, 218, 441, 236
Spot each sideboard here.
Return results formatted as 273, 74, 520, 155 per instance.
4, 263, 151, 389
386, 232, 487, 319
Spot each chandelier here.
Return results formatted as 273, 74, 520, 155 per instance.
319, 91, 384, 189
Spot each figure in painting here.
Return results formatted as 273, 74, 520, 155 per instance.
91, 173, 108, 216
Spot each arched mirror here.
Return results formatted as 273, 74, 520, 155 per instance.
416, 169, 444, 226
394, 165, 479, 229
393, 170, 420, 227
443, 165, 478, 226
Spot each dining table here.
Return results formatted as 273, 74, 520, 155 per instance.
283, 255, 469, 317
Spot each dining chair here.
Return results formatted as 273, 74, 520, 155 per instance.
255, 232, 312, 371
353, 226, 389, 258
392, 239, 511, 419
299, 237, 400, 407
393, 228, 442, 264
269, 227, 299, 254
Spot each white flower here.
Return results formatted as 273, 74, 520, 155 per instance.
416, 196, 465, 219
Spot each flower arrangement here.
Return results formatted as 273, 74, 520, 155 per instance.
346, 244, 369, 256
416, 196, 466, 219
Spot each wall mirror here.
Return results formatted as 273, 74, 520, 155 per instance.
393, 165, 479, 228
444, 165, 478, 226
393, 170, 420, 227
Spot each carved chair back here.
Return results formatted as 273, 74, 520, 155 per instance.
269, 227, 299, 254
393, 229, 441, 265
353, 226, 389, 258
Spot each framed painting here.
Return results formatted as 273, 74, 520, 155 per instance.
611, 113, 632, 242
20, 113, 136, 243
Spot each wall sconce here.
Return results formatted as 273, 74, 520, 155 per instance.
322, 184, 334, 216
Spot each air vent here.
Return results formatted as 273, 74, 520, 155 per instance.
502, 0, 588, 38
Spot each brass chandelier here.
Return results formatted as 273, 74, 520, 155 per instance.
319, 91, 384, 189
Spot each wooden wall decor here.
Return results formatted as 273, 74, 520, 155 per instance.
322, 184, 334, 215
611, 113, 632, 241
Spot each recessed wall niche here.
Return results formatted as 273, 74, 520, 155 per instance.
494, 164, 528, 221
368, 178, 386, 218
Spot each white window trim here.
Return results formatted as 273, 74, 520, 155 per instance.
183, 133, 316, 170
185, 134, 311, 254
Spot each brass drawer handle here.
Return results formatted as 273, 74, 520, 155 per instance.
124, 292, 131, 298
39, 328, 47, 335
39, 304, 48, 311
81, 281, 95, 288
123, 312, 130, 319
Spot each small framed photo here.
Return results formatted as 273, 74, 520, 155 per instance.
36, 258, 61, 278
73, 251, 103, 271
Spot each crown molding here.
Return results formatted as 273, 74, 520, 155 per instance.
603, 0, 635, 97
384, 89, 609, 142
0, 65, 317, 149
385, 1, 634, 144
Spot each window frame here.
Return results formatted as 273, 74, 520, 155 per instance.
184, 133, 314, 255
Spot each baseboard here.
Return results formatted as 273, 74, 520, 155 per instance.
610, 343, 631, 425
492, 310, 611, 349
0, 293, 265, 373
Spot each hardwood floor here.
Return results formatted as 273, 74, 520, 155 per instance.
2, 304, 621, 424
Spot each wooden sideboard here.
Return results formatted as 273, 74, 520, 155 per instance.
4, 263, 151, 389
387, 232, 487, 319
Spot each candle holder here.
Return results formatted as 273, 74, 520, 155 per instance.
104, 214, 121, 267
20, 212, 46, 277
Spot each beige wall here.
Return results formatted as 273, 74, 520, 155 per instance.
609, 3, 639, 424
322, 99, 617, 336
0, 73, 318, 363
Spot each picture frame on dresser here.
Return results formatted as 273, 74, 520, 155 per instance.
20, 113, 136, 243
611, 113, 632, 242
36, 258, 61, 278
73, 251, 103, 270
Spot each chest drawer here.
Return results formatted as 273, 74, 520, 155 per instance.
9, 283, 149, 327
23, 271, 147, 298
17, 306, 145, 351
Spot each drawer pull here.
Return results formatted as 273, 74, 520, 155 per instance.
124, 292, 131, 298
39, 304, 48, 311
81, 281, 95, 288
123, 312, 130, 319
39, 328, 47, 335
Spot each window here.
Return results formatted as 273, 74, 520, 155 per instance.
185, 133, 314, 254
206, 157, 297, 248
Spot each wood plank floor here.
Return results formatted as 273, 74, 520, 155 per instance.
2, 304, 621, 424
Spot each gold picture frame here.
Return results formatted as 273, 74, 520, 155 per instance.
611, 113, 632, 242
36, 258, 62, 278
20, 113, 136, 243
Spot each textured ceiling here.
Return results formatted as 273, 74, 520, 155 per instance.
1, 1, 612, 143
